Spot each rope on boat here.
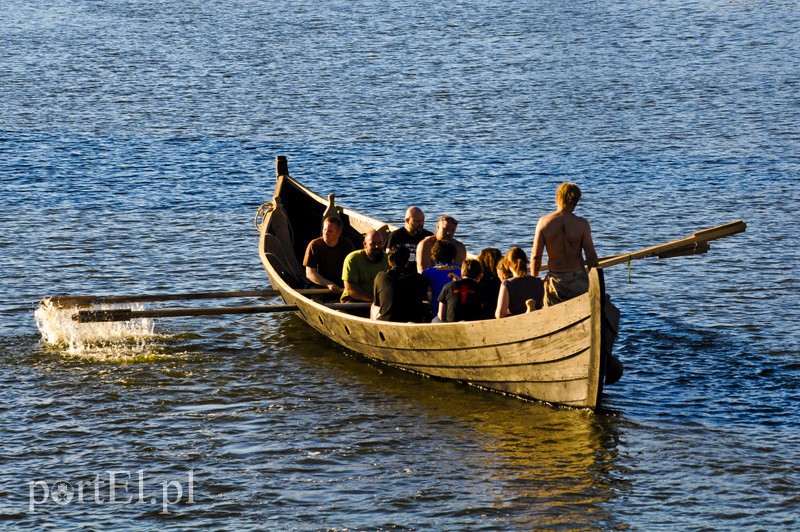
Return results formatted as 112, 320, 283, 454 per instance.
254, 201, 274, 231
255, 199, 296, 249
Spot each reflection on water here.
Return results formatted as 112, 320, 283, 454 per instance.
264, 313, 624, 529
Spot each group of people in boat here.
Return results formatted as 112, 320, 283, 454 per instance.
302, 182, 598, 324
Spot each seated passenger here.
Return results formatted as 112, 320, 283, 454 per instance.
373, 246, 429, 322
303, 216, 355, 291
416, 215, 467, 273
477, 247, 502, 319
421, 240, 461, 317
341, 229, 390, 302
495, 247, 544, 318
384, 207, 433, 274
496, 258, 511, 282
436, 258, 485, 323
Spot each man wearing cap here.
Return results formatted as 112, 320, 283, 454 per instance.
415, 215, 467, 273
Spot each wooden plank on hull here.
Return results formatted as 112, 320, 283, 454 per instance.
482, 380, 591, 406
392, 356, 592, 383
294, 291, 593, 352
339, 319, 593, 368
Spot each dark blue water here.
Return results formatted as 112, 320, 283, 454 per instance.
2, 0, 799, 529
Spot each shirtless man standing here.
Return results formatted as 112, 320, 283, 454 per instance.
416, 215, 467, 273
531, 182, 599, 307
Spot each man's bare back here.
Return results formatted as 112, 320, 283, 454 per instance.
531, 184, 598, 278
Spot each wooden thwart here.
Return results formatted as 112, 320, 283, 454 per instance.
73, 302, 371, 323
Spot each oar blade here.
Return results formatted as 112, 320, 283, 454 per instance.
657, 242, 710, 259
74, 309, 134, 323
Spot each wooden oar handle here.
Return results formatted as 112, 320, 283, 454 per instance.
73, 302, 371, 322
73, 305, 300, 322
596, 220, 746, 269
45, 288, 332, 308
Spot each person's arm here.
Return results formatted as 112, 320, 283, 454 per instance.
581, 220, 599, 270
531, 218, 545, 277
305, 266, 341, 291
495, 282, 509, 319
416, 239, 431, 273
455, 241, 467, 266
372, 272, 389, 319
343, 281, 372, 302
372, 275, 381, 306
437, 301, 446, 322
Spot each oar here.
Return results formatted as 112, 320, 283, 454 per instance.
73, 302, 372, 323
44, 288, 333, 308
596, 220, 746, 269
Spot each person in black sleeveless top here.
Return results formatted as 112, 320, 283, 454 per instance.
495, 247, 544, 318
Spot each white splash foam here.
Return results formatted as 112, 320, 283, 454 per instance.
35, 300, 160, 360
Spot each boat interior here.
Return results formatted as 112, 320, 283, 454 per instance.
262, 176, 377, 316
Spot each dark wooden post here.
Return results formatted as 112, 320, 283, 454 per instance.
276, 156, 288, 177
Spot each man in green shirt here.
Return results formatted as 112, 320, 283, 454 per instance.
341, 229, 390, 302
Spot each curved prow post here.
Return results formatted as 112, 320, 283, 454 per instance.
322, 193, 345, 221
276, 156, 289, 178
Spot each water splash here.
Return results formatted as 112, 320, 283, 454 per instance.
34, 300, 161, 360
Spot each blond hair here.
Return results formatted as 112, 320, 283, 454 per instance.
556, 182, 582, 208
496, 258, 511, 280
504, 247, 528, 277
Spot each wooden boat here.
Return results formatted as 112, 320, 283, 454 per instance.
256, 157, 621, 410
48, 154, 742, 410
